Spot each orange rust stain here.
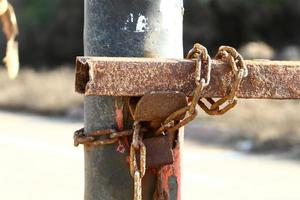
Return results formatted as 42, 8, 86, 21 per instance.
116, 140, 125, 154
174, 146, 181, 200
158, 145, 181, 200
115, 98, 125, 155
126, 155, 130, 164
115, 99, 124, 130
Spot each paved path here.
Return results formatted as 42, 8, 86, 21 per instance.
1, 111, 300, 200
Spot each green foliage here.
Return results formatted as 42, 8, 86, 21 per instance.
8, 0, 83, 66
21, 0, 60, 27
184, 0, 300, 54
4, 0, 300, 66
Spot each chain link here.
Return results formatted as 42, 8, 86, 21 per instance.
74, 123, 146, 200
216, 46, 248, 78
73, 128, 133, 147
187, 43, 212, 87
198, 46, 248, 115
155, 106, 197, 134
187, 43, 212, 115
155, 43, 211, 135
130, 121, 146, 200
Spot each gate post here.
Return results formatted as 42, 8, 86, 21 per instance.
83, 0, 184, 199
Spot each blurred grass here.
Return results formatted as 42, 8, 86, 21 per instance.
201, 100, 300, 139
0, 66, 83, 115
194, 99, 300, 156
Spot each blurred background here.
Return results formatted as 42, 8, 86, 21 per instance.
1, 0, 300, 199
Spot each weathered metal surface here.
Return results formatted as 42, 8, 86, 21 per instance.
133, 92, 187, 121
143, 136, 174, 168
76, 57, 300, 99
75, 59, 89, 94
75, 57, 194, 95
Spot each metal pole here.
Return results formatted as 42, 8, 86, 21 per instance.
83, 0, 184, 199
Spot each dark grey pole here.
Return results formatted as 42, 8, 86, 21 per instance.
83, 0, 184, 199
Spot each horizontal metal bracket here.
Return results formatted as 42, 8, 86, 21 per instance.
75, 57, 300, 99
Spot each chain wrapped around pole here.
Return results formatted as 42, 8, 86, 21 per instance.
74, 43, 248, 200
73, 128, 133, 146
74, 122, 147, 200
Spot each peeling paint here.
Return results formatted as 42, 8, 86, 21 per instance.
115, 97, 124, 130
156, 136, 182, 200
122, 13, 149, 32
135, 14, 148, 32
116, 140, 126, 154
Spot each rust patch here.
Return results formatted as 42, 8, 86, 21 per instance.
116, 140, 125, 154
155, 140, 181, 200
143, 136, 174, 168
75, 57, 89, 93
133, 92, 187, 121
75, 57, 300, 99
115, 97, 124, 130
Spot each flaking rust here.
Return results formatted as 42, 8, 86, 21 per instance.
75, 57, 89, 93
75, 57, 300, 99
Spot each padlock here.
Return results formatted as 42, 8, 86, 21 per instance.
136, 135, 174, 168
129, 91, 187, 168
129, 91, 188, 122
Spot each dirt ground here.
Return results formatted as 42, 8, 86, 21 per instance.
1, 67, 300, 155
1, 111, 300, 200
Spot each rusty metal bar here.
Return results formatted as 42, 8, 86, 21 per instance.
76, 57, 300, 99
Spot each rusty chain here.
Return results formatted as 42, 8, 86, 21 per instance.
155, 43, 211, 135
73, 43, 246, 200
130, 121, 146, 200
73, 128, 133, 146
198, 46, 248, 115
74, 122, 146, 200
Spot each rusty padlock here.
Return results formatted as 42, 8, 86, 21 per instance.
129, 91, 187, 168
129, 91, 187, 122
143, 135, 174, 168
